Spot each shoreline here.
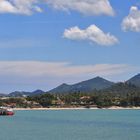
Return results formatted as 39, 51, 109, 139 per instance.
13, 106, 140, 111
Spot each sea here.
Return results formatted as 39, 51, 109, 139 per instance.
0, 109, 140, 140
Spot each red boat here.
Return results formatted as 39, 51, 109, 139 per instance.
0, 107, 14, 116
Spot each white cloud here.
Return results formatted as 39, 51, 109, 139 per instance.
47, 0, 115, 16
0, 0, 42, 15
122, 6, 140, 32
0, 61, 134, 78
63, 25, 118, 46
0, 0, 115, 16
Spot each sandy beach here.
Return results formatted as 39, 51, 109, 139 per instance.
13, 107, 87, 111
13, 106, 140, 111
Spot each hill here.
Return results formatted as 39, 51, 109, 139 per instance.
49, 76, 114, 94
101, 82, 140, 97
127, 74, 140, 87
9, 89, 45, 97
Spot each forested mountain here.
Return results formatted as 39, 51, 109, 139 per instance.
1, 74, 140, 98
49, 77, 114, 94
99, 82, 140, 97
127, 74, 140, 87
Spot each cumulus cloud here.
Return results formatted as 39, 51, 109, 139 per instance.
122, 6, 140, 32
63, 25, 118, 46
0, 0, 42, 15
0, 0, 115, 16
47, 0, 115, 16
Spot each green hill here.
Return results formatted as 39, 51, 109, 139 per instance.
127, 74, 140, 87
49, 77, 114, 94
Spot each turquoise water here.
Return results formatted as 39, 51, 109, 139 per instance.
0, 110, 140, 140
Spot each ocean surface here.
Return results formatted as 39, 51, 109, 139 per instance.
0, 109, 140, 140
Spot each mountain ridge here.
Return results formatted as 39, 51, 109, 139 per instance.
1, 74, 140, 97
127, 74, 140, 87
49, 76, 114, 94
9, 89, 45, 97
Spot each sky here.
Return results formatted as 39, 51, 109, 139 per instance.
0, 0, 140, 93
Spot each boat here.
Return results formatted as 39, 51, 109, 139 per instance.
0, 107, 14, 116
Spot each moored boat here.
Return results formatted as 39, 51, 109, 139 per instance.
0, 107, 14, 116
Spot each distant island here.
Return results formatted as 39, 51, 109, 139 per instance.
0, 74, 140, 109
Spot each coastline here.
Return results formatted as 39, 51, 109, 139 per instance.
13, 106, 140, 111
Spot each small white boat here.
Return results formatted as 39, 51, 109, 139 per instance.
0, 107, 14, 116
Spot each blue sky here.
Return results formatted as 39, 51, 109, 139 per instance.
0, 0, 140, 93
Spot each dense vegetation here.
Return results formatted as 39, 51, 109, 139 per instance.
1, 82, 140, 108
